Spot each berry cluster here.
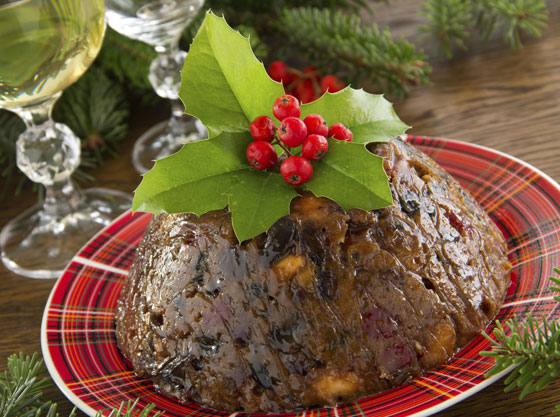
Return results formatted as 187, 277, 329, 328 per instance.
246, 94, 353, 186
267, 61, 345, 103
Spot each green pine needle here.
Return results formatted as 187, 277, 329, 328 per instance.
0, 353, 53, 417
53, 67, 129, 166
0, 353, 160, 417
274, 7, 432, 98
420, 0, 549, 58
481, 267, 560, 407
419, 0, 473, 59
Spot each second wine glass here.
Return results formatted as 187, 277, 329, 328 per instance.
105, 0, 206, 174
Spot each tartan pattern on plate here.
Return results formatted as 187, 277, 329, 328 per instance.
42, 136, 560, 417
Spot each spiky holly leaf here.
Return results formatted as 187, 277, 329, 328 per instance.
179, 12, 284, 136
134, 12, 407, 242
133, 131, 298, 241
301, 88, 409, 144
306, 139, 391, 210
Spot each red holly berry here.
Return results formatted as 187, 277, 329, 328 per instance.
278, 116, 307, 147
328, 123, 353, 142
246, 141, 278, 170
249, 115, 276, 142
294, 78, 319, 103
302, 134, 328, 161
273, 94, 301, 120
320, 75, 345, 94
303, 114, 328, 137
303, 66, 321, 82
267, 61, 296, 86
281, 156, 313, 186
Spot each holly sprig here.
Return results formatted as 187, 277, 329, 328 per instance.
133, 12, 408, 242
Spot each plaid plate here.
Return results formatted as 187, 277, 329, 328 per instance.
41, 136, 560, 417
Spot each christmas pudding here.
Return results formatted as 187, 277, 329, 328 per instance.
116, 137, 510, 412
115, 12, 510, 414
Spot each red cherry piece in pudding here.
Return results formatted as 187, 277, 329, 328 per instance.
328, 123, 353, 142
246, 141, 277, 170
302, 134, 328, 161
280, 156, 313, 186
278, 117, 307, 147
249, 115, 276, 142
320, 75, 345, 93
273, 94, 301, 120
303, 114, 328, 137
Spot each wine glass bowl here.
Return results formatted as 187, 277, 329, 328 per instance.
105, 0, 200, 48
104, 0, 206, 174
0, 0, 131, 279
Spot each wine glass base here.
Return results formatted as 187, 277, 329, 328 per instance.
132, 118, 206, 174
0, 188, 131, 279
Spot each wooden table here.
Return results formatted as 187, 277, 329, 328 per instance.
1, 1, 559, 416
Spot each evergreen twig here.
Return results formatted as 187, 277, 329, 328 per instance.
420, 0, 548, 58
53, 67, 129, 166
274, 7, 431, 97
0, 353, 161, 417
481, 267, 560, 405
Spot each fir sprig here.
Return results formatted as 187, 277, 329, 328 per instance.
0, 353, 161, 417
481, 267, 560, 406
420, 0, 548, 58
274, 7, 432, 97
53, 67, 129, 166
0, 353, 55, 417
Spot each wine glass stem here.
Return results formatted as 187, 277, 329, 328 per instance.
16, 93, 60, 127
13, 94, 84, 217
43, 180, 83, 217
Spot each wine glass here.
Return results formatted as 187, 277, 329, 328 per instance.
0, 0, 131, 279
104, 0, 206, 174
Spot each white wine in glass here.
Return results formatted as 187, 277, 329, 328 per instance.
0, 0, 131, 279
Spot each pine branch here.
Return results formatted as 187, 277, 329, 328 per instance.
420, 0, 548, 58
0, 353, 53, 417
419, 0, 473, 59
0, 353, 161, 417
274, 7, 431, 98
53, 67, 129, 166
480, 267, 560, 405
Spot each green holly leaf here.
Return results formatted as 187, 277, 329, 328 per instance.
227, 171, 298, 242
180, 12, 284, 136
301, 88, 409, 144
132, 132, 250, 215
133, 132, 297, 241
305, 139, 392, 209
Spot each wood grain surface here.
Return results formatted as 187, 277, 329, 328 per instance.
1, 1, 559, 416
